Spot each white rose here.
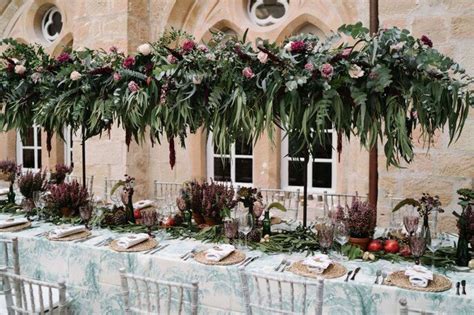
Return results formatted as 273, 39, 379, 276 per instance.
11, 58, 19, 64
284, 41, 293, 52
137, 43, 152, 56
31, 72, 41, 83
192, 75, 202, 85
257, 51, 268, 64
14, 64, 26, 75
349, 64, 365, 78
70, 70, 82, 81
389, 41, 405, 53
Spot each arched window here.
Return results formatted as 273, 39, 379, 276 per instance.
248, 0, 289, 26
41, 6, 63, 42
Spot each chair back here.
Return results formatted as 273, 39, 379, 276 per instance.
260, 189, 300, 211
65, 175, 94, 195
153, 181, 182, 201
0, 268, 68, 315
0, 238, 20, 275
239, 268, 324, 315
119, 268, 199, 315
323, 191, 368, 216
399, 298, 435, 315
103, 178, 121, 203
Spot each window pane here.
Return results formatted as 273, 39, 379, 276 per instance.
313, 134, 332, 159
213, 157, 231, 182
288, 160, 305, 186
288, 134, 305, 159
36, 128, 42, 146
22, 149, 35, 169
37, 149, 42, 169
213, 143, 230, 155
23, 128, 34, 146
235, 138, 252, 155
235, 158, 252, 183
312, 162, 332, 188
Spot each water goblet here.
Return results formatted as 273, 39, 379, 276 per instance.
403, 214, 419, 236
142, 210, 158, 237
409, 232, 426, 265
79, 203, 93, 230
427, 232, 442, 271
237, 212, 254, 248
33, 191, 46, 219
334, 222, 350, 259
224, 218, 239, 244
318, 223, 335, 254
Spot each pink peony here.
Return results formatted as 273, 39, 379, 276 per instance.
304, 63, 314, 72
182, 39, 195, 52
56, 52, 71, 63
290, 40, 306, 53
320, 63, 334, 79
167, 54, 177, 64
420, 35, 433, 48
197, 44, 209, 52
242, 67, 255, 79
128, 81, 140, 92
123, 56, 135, 69
113, 72, 121, 81
348, 64, 364, 78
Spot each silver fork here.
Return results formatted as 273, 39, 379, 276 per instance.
381, 271, 388, 285
182, 248, 198, 260
275, 258, 287, 271
280, 260, 291, 272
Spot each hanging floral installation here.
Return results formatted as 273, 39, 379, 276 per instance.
0, 23, 472, 169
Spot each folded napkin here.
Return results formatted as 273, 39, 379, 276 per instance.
405, 265, 433, 288
49, 226, 87, 239
0, 218, 29, 228
116, 233, 149, 249
133, 200, 154, 210
0, 188, 9, 195
302, 254, 332, 274
205, 244, 235, 262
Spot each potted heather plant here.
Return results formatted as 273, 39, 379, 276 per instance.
46, 180, 90, 217
346, 197, 376, 250
17, 170, 47, 212
453, 188, 473, 266
0, 160, 20, 203
49, 163, 73, 184
201, 180, 237, 226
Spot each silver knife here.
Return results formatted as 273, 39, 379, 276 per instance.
243, 256, 260, 267
238, 257, 253, 266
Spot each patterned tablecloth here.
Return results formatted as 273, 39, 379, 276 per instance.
0, 214, 473, 315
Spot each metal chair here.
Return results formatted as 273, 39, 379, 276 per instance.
0, 267, 68, 315
322, 191, 368, 216
153, 181, 182, 201
239, 268, 324, 315
65, 175, 94, 195
103, 178, 121, 203
0, 238, 20, 276
119, 268, 199, 315
260, 189, 300, 211
399, 298, 435, 315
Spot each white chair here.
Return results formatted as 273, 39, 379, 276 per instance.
153, 181, 182, 201
0, 238, 20, 296
323, 191, 368, 216
0, 267, 68, 315
65, 175, 94, 195
239, 268, 324, 315
399, 298, 435, 315
119, 268, 199, 315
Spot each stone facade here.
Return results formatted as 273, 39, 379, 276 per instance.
0, 0, 473, 230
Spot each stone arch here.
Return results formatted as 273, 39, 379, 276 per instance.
50, 32, 73, 56
199, 20, 243, 42
275, 13, 331, 42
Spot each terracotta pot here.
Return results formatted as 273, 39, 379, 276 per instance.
192, 212, 205, 225
204, 217, 221, 226
60, 207, 75, 218
349, 237, 371, 251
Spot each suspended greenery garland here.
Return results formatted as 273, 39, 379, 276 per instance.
0, 23, 472, 169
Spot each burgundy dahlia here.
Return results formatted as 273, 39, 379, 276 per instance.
290, 40, 306, 53
123, 56, 136, 69
420, 35, 433, 48
182, 39, 195, 53
56, 52, 71, 63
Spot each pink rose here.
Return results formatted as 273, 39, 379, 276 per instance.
342, 48, 352, 58
242, 67, 255, 79
128, 81, 140, 92
304, 63, 314, 72
123, 56, 135, 69
167, 54, 177, 64
113, 72, 121, 81
320, 63, 334, 79
182, 39, 195, 52
420, 35, 433, 48
197, 44, 208, 52
290, 40, 306, 53
56, 52, 71, 63
348, 64, 364, 78
257, 51, 268, 64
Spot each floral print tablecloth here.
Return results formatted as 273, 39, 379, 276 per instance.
0, 215, 472, 314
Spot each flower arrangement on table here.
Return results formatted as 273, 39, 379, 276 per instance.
45, 180, 90, 218
0, 160, 20, 203
17, 170, 47, 212
236, 187, 264, 218
49, 163, 73, 185
345, 197, 376, 250
453, 188, 474, 266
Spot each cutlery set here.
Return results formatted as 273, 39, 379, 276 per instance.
94, 237, 113, 247
275, 259, 291, 272
238, 256, 260, 267
374, 269, 387, 285
143, 244, 170, 255
456, 280, 467, 295
345, 267, 361, 282
74, 235, 99, 243
181, 248, 198, 261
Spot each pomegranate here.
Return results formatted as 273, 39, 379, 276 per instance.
399, 245, 411, 257
384, 239, 400, 254
367, 240, 383, 252
133, 209, 142, 219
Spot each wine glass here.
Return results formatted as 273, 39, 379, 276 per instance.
79, 203, 93, 230
410, 232, 426, 265
224, 218, 239, 244
318, 222, 334, 254
427, 232, 442, 271
403, 211, 419, 236
142, 210, 157, 237
33, 191, 46, 219
334, 222, 350, 259
237, 212, 253, 248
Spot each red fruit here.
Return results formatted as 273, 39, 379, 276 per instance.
133, 209, 142, 219
384, 240, 400, 253
399, 245, 411, 257
163, 216, 176, 227
368, 240, 383, 252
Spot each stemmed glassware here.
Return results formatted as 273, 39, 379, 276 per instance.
33, 191, 46, 219
317, 222, 334, 254
427, 232, 442, 271
403, 208, 419, 236
224, 218, 239, 244
237, 209, 254, 248
142, 210, 158, 237
409, 232, 426, 265
79, 203, 93, 230
334, 222, 350, 259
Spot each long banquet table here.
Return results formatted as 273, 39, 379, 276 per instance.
0, 214, 473, 315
